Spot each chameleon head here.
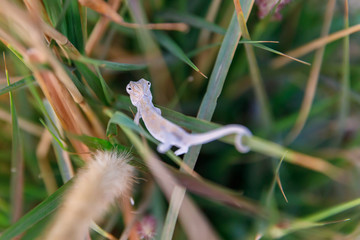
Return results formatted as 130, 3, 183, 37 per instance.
126, 78, 152, 106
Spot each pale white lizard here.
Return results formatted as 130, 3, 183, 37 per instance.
126, 78, 252, 156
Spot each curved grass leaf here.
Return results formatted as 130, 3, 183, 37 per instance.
78, 56, 147, 71
252, 42, 310, 66
155, 32, 207, 78
74, 61, 107, 104
95, 66, 114, 105
114, 95, 341, 179
0, 181, 71, 240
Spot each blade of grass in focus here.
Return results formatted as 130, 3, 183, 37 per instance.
163, 1, 258, 238
155, 32, 207, 78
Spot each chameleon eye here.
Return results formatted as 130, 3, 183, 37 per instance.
127, 87, 132, 91
147, 82, 151, 86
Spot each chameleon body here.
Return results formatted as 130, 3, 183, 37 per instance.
126, 79, 252, 156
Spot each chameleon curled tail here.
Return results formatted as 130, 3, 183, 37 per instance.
187, 124, 252, 153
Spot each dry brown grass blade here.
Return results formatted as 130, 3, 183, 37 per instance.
79, 0, 188, 32
34, 71, 92, 161
285, 0, 335, 144
85, 0, 122, 55
276, 175, 288, 203
271, 25, 360, 69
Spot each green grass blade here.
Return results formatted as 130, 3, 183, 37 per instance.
64, 0, 84, 53
252, 42, 310, 66
155, 32, 207, 78
95, 66, 114, 105
42, 0, 67, 35
62, 65, 91, 99
54, 0, 72, 32
74, 61, 107, 104
0, 76, 34, 96
162, 2, 255, 237
5, 59, 24, 223
77, 56, 147, 71
69, 134, 117, 151
0, 181, 71, 240
185, 0, 253, 170
39, 119, 66, 151
183, 15, 243, 167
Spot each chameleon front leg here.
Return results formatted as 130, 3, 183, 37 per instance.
155, 107, 161, 115
134, 111, 141, 125
157, 143, 172, 153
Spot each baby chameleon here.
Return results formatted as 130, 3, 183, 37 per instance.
126, 78, 252, 156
